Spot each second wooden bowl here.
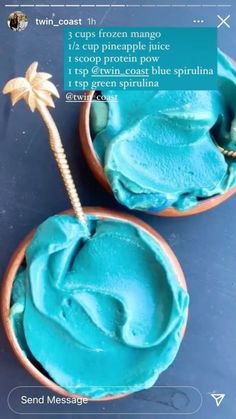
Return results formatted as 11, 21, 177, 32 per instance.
79, 91, 236, 216
1, 207, 188, 401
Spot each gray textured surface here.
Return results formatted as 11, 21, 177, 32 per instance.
0, 1, 236, 418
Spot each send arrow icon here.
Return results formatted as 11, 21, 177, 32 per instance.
210, 393, 225, 407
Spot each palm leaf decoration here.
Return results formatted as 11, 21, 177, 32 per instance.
3, 62, 59, 111
3, 62, 89, 235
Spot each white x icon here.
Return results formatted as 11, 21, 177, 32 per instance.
217, 15, 230, 28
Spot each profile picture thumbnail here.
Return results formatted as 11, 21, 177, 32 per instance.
8, 11, 28, 32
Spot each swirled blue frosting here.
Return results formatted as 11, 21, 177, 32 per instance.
10, 215, 189, 398
91, 50, 236, 211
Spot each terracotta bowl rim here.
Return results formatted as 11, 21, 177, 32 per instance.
79, 90, 236, 217
1, 207, 188, 401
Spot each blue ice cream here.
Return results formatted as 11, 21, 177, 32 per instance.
91, 50, 236, 211
10, 215, 189, 398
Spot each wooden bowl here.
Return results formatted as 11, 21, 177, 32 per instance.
1, 207, 188, 400
79, 91, 236, 216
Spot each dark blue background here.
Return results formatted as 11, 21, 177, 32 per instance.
0, 1, 235, 418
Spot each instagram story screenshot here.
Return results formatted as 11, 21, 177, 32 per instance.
0, 1, 235, 418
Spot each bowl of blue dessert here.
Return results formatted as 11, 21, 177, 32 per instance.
2, 208, 188, 400
79, 50, 236, 216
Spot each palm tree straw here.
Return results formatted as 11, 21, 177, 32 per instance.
3, 62, 90, 237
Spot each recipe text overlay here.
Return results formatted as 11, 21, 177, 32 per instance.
64, 27, 217, 91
